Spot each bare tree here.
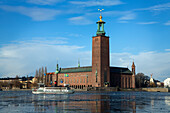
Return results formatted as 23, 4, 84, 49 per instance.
42, 67, 44, 83
11, 75, 21, 88
39, 68, 41, 83
45, 67, 47, 74
45, 67, 47, 85
35, 69, 38, 77
0, 82, 2, 88
135, 73, 150, 88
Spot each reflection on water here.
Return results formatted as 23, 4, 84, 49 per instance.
165, 96, 170, 106
0, 91, 170, 113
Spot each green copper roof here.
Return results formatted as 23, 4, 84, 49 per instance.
110, 67, 132, 74
58, 66, 132, 74
59, 66, 92, 73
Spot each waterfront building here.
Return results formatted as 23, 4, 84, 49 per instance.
0, 76, 34, 89
164, 78, 170, 87
150, 74, 154, 83
45, 14, 136, 89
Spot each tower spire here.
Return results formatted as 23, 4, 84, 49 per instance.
78, 59, 80, 67
96, 9, 105, 36
132, 60, 136, 75
55, 63, 59, 74
131, 60, 136, 88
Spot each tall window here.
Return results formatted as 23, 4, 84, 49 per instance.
86, 75, 88, 83
104, 71, 107, 82
50, 74, 52, 84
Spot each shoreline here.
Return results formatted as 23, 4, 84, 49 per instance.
1, 87, 169, 92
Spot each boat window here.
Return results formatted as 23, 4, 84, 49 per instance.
40, 85, 44, 87
67, 87, 70, 90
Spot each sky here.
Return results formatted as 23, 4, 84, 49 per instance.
0, 0, 170, 81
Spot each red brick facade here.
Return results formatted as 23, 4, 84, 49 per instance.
92, 35, 110, 87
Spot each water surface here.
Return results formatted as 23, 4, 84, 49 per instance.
0, 91, 170, 113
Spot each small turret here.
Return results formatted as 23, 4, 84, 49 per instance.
132, 61, 136, 75
78, 59, 80, 67
131, 61, 136, 88
55, 64, 59, 74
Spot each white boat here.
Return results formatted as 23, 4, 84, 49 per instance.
32, 83, 74, 94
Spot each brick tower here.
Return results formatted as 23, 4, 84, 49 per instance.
92, 14, 110, 87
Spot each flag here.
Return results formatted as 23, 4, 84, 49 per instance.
64, 74, 69, 77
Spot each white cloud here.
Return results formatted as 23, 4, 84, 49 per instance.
164, 20, 170, 25
68, 16, 92, 25
111, 51, 170, 81
27, 0, 64, 5
119, 13, 136, 20
86, 11, 136, 23
0, 38, 169, 82
70, 0, 124, 7
137, 22, 158, 25
118, 21, 129, 23
0, 38, 91, 77
135, 3, 170, 11
0, 5, 60, 21
165, 49, 170, 51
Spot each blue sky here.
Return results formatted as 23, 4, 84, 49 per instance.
0, 0, 170, 81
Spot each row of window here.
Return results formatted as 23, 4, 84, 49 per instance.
59, 74, 89, 77
64, 78, 88, 83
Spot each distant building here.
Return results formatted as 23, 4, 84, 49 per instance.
44, 14, 136, 89
150, 74, 154, 83
0, 76, 34, 89
154, 80, 164, 87
164, 78, 170, 87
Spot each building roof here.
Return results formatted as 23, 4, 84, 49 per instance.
110, 67, 132, 74
59, 66, 92, 73
57, 66, 132, 74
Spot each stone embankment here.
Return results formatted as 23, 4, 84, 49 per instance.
120, 88, 169, 92
142, 88, 170, 92
72, 87, 170, 92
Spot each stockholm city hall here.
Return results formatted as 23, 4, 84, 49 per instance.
45, 13, 136, 89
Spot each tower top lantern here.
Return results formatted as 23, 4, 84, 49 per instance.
96, 9, 106, 36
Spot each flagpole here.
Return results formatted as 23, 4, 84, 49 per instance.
64, 74, 65, 86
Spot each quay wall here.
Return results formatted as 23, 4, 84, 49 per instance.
72, 87, 118, 91
142, 88, 169, 92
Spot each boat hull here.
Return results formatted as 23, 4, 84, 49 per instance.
32, 87, 74, 94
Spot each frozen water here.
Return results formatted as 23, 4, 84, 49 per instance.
0, 91, 170, 113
